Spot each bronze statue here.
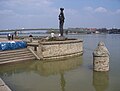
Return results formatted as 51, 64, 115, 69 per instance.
59, 8, 65, 36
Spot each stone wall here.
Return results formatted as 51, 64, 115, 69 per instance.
38, 39, 83, 59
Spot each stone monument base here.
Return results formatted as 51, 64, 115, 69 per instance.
28, 39, 83, 60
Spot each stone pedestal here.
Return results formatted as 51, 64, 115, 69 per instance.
57, 36, 66, 41
93, 41, 110, 71
38, 41, 43, 59
29, 37, 33, 42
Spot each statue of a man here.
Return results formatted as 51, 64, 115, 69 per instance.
59, 8, 65, 36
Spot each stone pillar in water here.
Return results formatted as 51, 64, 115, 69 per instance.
93, 41, 110, 71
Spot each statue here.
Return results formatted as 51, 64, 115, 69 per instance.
59, 8, 65, 36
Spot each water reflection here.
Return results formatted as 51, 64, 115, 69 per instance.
60, 73, 66, 91
93, 71, 109, 91
0, 61, 34, 77
0, 56, 82, 77
31, 56, 83, 91
0, 56, 82, 91
30, 56, 83, 76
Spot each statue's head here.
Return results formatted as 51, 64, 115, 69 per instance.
60, 8, 64, 11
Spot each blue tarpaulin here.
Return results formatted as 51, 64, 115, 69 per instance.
0, 41, 27, 51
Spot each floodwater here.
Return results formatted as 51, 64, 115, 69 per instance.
0, 34, 120, 91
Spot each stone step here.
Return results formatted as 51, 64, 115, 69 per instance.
0, 48, 29, 54
0, 54, 35, 62
0, 48, 36, 64
0, 52, 33, 58
0, 57, 35, 64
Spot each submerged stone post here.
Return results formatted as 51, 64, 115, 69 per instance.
93, 41, 110, 71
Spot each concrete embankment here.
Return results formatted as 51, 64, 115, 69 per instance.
0, 78, 12, 91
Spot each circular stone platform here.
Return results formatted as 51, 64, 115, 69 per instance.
28, 39, 83, 60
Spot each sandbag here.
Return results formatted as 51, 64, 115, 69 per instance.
0, 41, 27, 51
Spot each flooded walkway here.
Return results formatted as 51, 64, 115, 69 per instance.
0, 38, 21, 42
0, 78, 12, 91
0, 38, 7, 42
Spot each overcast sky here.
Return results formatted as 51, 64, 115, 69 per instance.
0, 0, 120, 29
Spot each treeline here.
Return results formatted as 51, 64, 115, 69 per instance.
108, 28, 120, 34
96, 28, 120, 34
31, 28, 120, 34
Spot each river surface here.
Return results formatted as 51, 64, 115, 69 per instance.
0, 34, 120, 91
